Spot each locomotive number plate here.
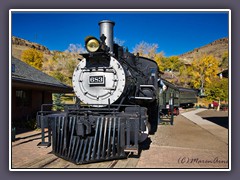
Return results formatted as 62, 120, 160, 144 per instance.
89, 76, 105, 85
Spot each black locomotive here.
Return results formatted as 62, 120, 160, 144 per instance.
37, 20, 196, 164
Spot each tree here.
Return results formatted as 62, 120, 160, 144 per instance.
21, 48, 43, 70
43, 51, 79, 86
154, 52, 165, 71
50, 71, 68, 83
166, 56, 182, 72
133, 41, 170, 72
133, 41, 158, 59
220, 51, 229, 69
179, 64, 192, 87
205, 78, 228, 101
189, 54, 219, 92
155, 55, 184, 73
114, 37, 125, 46
53, 93, 64, 111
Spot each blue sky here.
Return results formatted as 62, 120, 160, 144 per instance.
11, 10, 229, 57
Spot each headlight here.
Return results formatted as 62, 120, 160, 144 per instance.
85, 36, 100, 52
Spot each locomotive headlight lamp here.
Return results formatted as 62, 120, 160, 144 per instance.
85, 36, 100, 52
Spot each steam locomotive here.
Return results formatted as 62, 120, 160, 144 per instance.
37, 20, 197, 164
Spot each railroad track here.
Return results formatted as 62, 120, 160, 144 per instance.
11, 129, 141, 169
18, 153, 139, 169
11, 111, 229, 169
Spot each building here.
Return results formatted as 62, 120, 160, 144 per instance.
11, 57, 73, 130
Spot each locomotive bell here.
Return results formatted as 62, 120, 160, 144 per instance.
98, 20, 115, 53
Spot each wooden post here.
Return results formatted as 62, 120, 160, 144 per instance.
217, 98, 221, 111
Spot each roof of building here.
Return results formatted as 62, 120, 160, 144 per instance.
12, 57, 72, 91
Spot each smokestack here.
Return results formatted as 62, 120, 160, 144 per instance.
98, 20, 115, 53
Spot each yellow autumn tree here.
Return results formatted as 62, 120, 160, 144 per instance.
167, 56, 182, 71
205, 77, 228, 101
21, 48, 43, 70
189, 54, 219, 91
179, 64, 192, 87
220, 51, 229, 69
43, 51, 79, 86
154, 52, 165, 71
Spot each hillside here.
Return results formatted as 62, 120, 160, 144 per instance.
12, 36, 55, 63
178, 37, 228, 64
161, 37, 228, 87
11, 36, 81, 86
12, 36, 229, 65
11, 36, 228, 87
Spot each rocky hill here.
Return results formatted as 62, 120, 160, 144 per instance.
161, 37, 228, 87
178, 37, 228, 64
12, 35, 228, 65
11, 36, 82, 64
11, 36, 82, 86
11, 36, 228, 87
12, 36, 50, 52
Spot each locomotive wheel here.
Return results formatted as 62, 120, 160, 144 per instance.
147, 121, 151, 133
148, 100, 159, 134
138, 122, 151, 143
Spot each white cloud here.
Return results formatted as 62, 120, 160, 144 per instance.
65, 44, 87, 53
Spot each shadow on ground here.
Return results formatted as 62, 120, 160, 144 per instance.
201, 116, 228, 129
196, 110, 229, 129
128, 137, 152, 158
140, 137, 152, 150
15, 127, 37, 135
